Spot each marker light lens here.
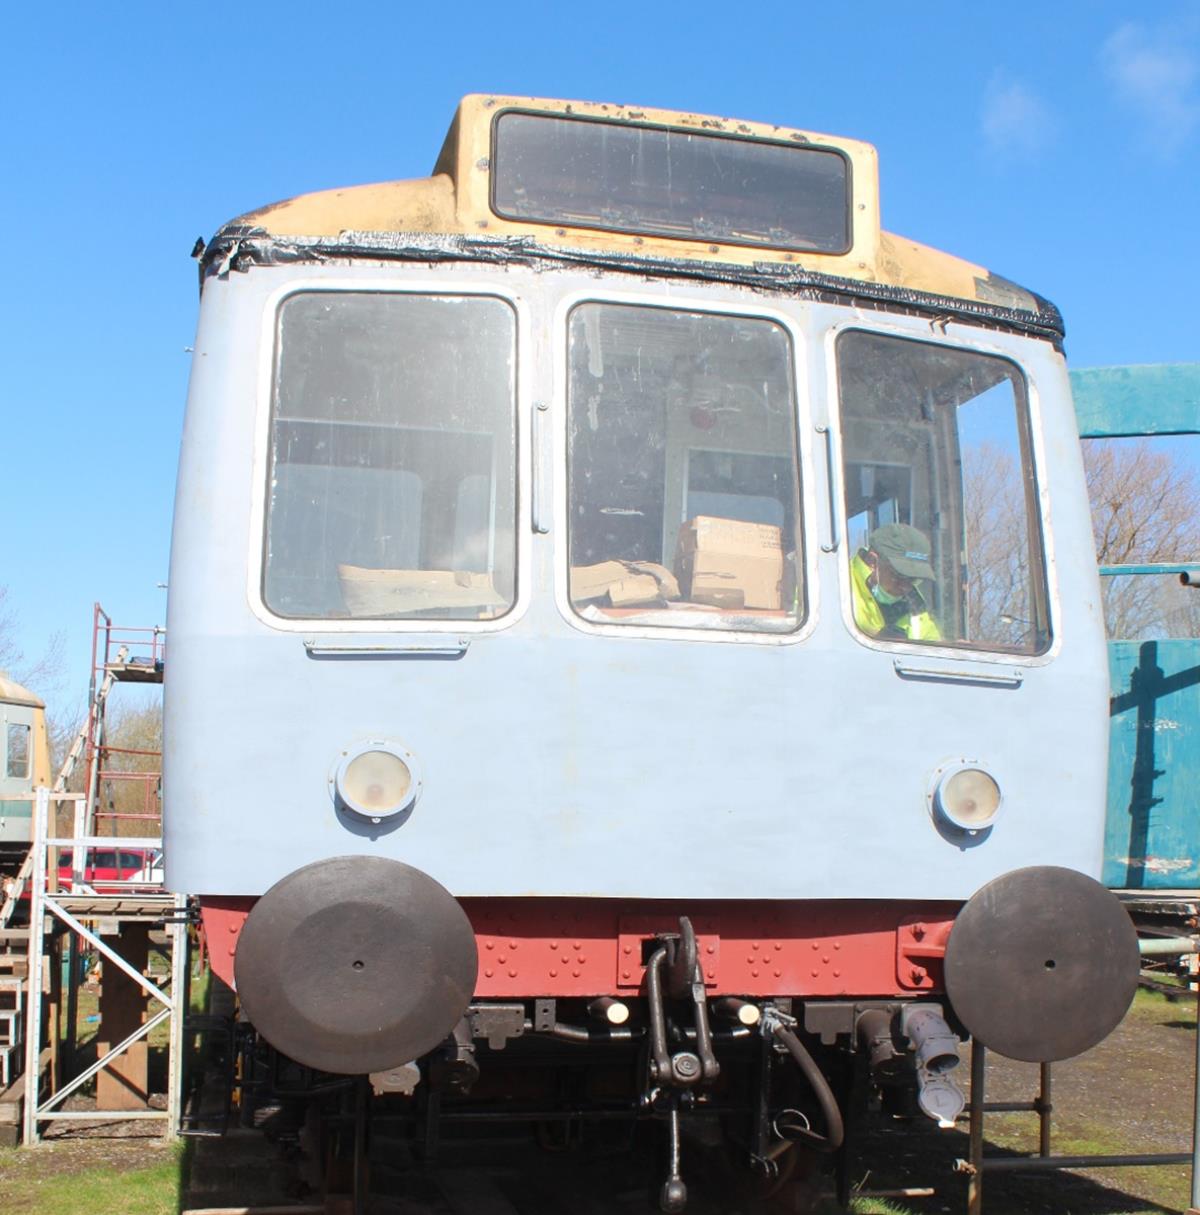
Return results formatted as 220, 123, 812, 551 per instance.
334, 745, 419, 820
937, 768, 1001, 832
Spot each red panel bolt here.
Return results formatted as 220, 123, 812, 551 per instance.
773, 942, 782, 952
485, 941, 494, 951
485, 968, 494, 978
751, 968, 760, 978
550, 969, 558, 978
623, 945, 632, 956
572, 969, 581, 978
508, 969, 517, 978
706, 945, 716, 955
833, 969, 841, 978
622, 970, 631, 979
910, 965, 927, 983
773, 969, 781, 978
498, 955, 507, 964
912, 923, 926, 940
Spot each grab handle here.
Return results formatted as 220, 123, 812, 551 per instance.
532, 401, 551, 535
893, 660, 1023, 689
303, 637, 469, 659
816, 425, 840, 553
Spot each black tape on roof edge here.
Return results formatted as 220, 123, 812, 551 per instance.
199, 229, 1066, 347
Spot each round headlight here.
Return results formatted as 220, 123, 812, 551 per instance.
933, 764, 1002, 834
332, 742, 421, 823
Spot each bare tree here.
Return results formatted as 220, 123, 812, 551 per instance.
963, 442, 1034, 646
963, 439, 1200, 643
1084, 439, 1200, 640
0, 586, 65, 696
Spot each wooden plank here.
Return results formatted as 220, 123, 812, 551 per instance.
0, 1045, 51, 1144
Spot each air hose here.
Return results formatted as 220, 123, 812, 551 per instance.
770, 1022, 845, 1154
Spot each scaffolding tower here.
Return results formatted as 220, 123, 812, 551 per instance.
0, 604, 186, 1145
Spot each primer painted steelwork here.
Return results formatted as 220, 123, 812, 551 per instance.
0, 673, 51, 848
166, 259, 1105, 899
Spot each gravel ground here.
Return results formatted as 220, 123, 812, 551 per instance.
849, 989, 1198, 1213
1, 991, 1195, 1215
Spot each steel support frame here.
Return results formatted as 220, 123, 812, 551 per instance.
963, 1038, 1200, 1214
22, 788, 186, 1145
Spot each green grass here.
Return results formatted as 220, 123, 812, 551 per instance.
0, 1143, 182, 1215
980, 1112, 1191, 1213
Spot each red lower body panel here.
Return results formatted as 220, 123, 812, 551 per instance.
200, 896, 958, 1000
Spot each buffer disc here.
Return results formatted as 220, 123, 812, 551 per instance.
944, 865, 1139, 1063
235, 855, 478, 1075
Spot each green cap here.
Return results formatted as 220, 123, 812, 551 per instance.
869, 523, 936, 581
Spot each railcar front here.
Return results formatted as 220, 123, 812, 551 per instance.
0, 674, 50, 870
164, 96, 1139, 1205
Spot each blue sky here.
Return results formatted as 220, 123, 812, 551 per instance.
1, 3, 1197, 712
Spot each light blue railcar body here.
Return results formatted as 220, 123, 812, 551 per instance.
164, 262, 1108, 901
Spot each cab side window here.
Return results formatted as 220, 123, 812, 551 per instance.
837, 330, 1049, 654
6, 723, 30, 779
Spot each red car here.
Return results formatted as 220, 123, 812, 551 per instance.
56, 847, 163, 892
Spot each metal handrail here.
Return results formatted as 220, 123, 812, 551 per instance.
22, 788, 185, 1146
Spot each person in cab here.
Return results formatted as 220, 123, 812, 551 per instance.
850, 523, 941, 642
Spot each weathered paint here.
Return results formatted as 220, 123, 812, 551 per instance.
0, 674, 51, 846
1070, 362, 1200, 890
214, 94, 1046, 324
200, 896, 959, 999
1104, 640, 1200, 888
1071, 363, 1200, 438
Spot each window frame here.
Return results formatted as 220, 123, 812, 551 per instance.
489, 107, 855, 256
247, 280, 531, 635
554, 289, 817, 646
5, 722, 31, 781
826, 319, 1058, 663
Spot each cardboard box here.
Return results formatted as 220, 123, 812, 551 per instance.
571, 561, 680, 608
675, 517, 783, 610
338, 565, 506, 616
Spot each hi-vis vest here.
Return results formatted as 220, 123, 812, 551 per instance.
849, 553, 941, 642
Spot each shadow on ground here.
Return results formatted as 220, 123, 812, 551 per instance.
173, 1112, 1186, 1215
